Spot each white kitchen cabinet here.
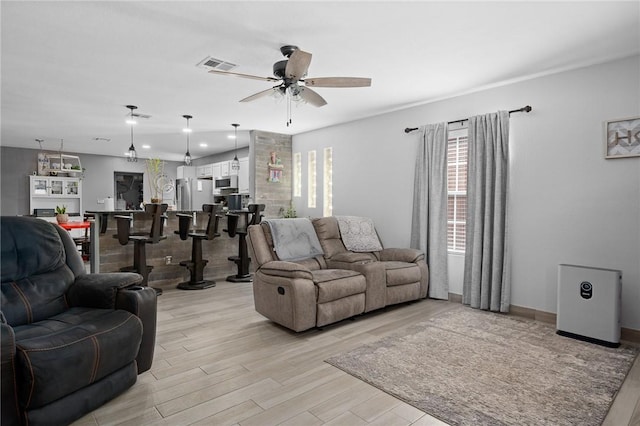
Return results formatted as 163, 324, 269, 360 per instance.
212, 163, 222, 179
220, 161, 230, 177
196, 164, 213, 178
30, 175, 82, 215
177, 165, 196, 179
238, 157, 249, 194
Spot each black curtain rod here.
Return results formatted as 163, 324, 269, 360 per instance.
404, 105, 532, 134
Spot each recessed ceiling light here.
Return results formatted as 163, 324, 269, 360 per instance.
199, 143, 208, 147
228, 135, 236, 139
142, 144, 151, 149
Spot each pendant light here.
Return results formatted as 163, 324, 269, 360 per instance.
231, 123, 240, 171
183, 115, 192, 166
125, 105, 138, 162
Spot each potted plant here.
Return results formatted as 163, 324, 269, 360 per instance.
55, 205, 69, 224
146, 158, 164, 203
279, 203, 297, 218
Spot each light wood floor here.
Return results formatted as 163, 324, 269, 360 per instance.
74, 280, 640, 426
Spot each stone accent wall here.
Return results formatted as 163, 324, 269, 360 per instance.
251, 130, 292, 219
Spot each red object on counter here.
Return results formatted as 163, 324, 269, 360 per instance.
58, 221, 91, 230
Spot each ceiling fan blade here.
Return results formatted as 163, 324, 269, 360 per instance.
285, 49, 312, 81
304, 77, 372, 88
239, 87, 280, 103
299, 87, 327, 107
209, 69, 279, 82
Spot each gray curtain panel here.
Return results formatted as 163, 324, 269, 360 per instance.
463, 111, 511, 312
411, 123, 449, 299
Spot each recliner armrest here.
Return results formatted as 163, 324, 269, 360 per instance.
258, 261, 313, 280
67, 272, 144, 309
1, 317, 20, 426
379, 248, 425, 263
115, 286, 157, 373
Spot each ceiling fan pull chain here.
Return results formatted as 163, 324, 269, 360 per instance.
287, 92, 292, 127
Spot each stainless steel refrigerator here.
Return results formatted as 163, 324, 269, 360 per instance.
176, 178, 213, 211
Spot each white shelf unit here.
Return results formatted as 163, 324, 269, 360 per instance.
29, 175, 83, 216
39, 153, 83, 177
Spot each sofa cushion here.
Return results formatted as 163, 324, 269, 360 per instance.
1, 217, 66, 283
312, 269, 366, 303
1, 217, 75, 326
2, 267, 75, 327
383, 261, 422, 286
264, 218, 324, 261
13, 307, 142, 410
312, 217, 348, 258
335, 216, 383, 252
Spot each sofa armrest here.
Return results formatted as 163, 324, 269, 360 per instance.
258, 261, 314, 280
325, 260, 387, 312
67, 272, 144, 309
1, 318, 20, 426
379, 248, 425, 263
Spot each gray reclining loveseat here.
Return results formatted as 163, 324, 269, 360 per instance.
248, 216, 428, 332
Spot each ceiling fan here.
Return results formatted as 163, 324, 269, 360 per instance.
208, 45, 371, 126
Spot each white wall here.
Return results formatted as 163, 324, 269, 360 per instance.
293, 55, 640, 330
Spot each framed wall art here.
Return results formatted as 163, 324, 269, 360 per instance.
605, 116, 640, 159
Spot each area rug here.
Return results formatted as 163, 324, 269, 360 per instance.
325, 309, 639, 426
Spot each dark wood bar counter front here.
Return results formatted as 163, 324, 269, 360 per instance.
88, 209, 243, 291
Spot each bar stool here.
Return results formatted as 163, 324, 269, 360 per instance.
73, 213, 94, 261
115, 203, 168, 295
175, 204, 222, 290
225, 204, 265, 282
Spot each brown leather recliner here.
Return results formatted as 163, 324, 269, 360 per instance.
1, 216, 157, 426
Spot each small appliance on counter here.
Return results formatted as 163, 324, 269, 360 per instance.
227, 194, 251, 210
227, 194, 242, 211
104, 196, 115, 211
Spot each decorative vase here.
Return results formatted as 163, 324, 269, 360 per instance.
56, 213, 69, 224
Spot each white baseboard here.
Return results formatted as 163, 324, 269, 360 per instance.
447, 293, 640, 344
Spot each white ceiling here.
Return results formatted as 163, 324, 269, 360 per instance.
2, 1, 639, 161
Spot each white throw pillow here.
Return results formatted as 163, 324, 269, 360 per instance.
336, 216, 383, 252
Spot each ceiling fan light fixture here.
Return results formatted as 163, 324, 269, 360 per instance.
183, 115, 192, 166
209, 45, 371, 127
126, 105, 138, 162
231, 123, 240, 171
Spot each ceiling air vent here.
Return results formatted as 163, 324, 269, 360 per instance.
197, 56, 237, 72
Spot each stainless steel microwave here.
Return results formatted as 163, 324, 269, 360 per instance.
214, 175, 238, 189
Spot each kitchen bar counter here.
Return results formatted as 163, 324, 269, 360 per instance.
87, 209, 246, 291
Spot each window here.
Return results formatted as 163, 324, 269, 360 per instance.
307, 150, 316, 208
447, 129, 468, 252
293, 152, 302, 197
323, 147, 333, 217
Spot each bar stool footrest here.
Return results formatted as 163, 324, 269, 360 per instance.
177, 280, 216, 290
226, 274, 253, 283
